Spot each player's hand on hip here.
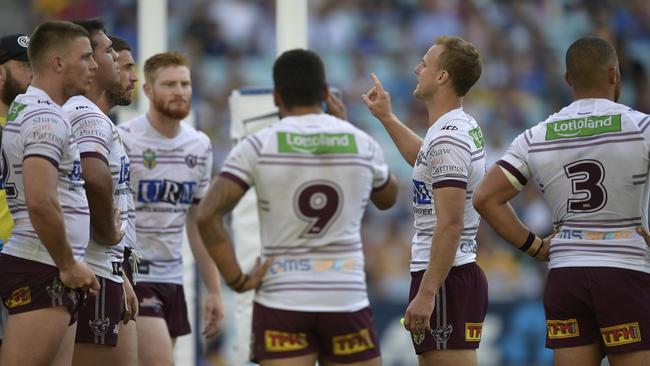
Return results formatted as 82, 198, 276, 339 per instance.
404, 293, 434, 334
362, 73, 393, 121
238, 256, 273, 293
121, 276, 138, 324
326, 92, 348, 120
535, 230, 557, 262
59, 260, 101, 296
202, 292, 224, 337
636, 227, 650, 247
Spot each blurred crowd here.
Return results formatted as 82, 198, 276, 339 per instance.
3, 0, 650, 364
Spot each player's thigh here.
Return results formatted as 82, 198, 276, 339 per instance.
1, 306, 71, 366
608, 349, 650, 366
260, 353, 319, 366
320, 355, 381, 366
553, 342, 602, 366
71, 343, 116, 366
52, 322, 77, 366
114, 320, 138, 366
419, 349, 477, 366
137, 316, 174, 366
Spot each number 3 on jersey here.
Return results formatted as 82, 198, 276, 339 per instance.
564, 159, 607, 213
293, 180, 343, 238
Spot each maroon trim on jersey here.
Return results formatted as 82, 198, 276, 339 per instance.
372, 174, 391, 192
431, 179, 467, 190
80, 151, 109, 166
23, 154, 59, 169
219, 172, 250, 191
496, 159, 527, 186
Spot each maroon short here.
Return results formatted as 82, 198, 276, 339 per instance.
251, 302, 381, 364
75, 276, 124, 346
0, 254, 80, 320
408, 262, 488, 353
544, 266, 650, 354
134, 282, 190, 337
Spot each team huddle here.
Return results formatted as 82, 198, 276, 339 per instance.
0, 16, 649, 366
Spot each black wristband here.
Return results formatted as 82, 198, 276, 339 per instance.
519, 232, 536, 252
532, 239, 544, 258
226, 272, 243, 287
233, 274, 249, 292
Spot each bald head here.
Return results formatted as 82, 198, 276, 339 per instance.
566, 37, 618, 91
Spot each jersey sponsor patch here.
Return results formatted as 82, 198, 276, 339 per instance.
137, 179, 196, 204
547, 319, 580, 339
412, 179, 432, 205
465, 322, 483, 341
601, 322, 642, 347
4, 286, 31, 308
468, 127, 485, 149
7, 102, 27, 122
545, 114, 621, 140
264, 330, 308, 352
277, 132, 358, 154
332, 328, 374, 355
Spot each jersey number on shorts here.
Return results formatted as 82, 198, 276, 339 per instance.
564, 159, 607, 213
293, 180, 343, 238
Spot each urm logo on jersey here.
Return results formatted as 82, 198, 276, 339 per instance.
412, 179, 432, 205
137, 179, 196, 204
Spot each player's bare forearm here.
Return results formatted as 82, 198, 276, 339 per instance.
473, 165, 531, 249
378, 113, 422, 166
187, 206, 222, 295
23, 157, 75, 270
419, 187, 465, 296
81, 156, 122, 246
197, 176, 247, 284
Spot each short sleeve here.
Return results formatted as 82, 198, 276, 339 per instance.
193, 140, 213, 202
368, 138, 390, 191
219, 134, 261, 191
22, 110, 69, 167
427, 132, 472, 190
69, 112, 113, 164
496, 130, 532, 189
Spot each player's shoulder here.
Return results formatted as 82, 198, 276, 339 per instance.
10, 90, 64, 126
116, 114, 145, 134
179, 122, 211, 146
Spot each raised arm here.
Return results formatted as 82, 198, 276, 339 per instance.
362, 73, 423, 166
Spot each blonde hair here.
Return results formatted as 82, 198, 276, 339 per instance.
143, 51, 190, 83
435, 36, 482, 96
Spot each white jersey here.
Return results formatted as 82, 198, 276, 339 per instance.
64, 96, 135, 282
410, 108, 486, 272
1, 86, 89, 265
221, 113, 390, 312
498, 98, 650, 273
118, 115, 212, 284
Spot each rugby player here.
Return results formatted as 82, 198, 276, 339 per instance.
473, 37, 650, 366
62, 19, 135, 366
0, 21, 99, 366
0, 32, 32, 359
363, 36, 487, 366
197, 49, 398, 366
117, 51, 223, 366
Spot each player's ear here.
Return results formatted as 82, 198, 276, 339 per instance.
323, 83, 330, 101
437, 69, 449, 85
564, 71, 572, 87
272, 87, 281, 107
143, 82, 152, 99
0, 65, 6, 86
51, 54, 64, 73
608, 65, 618, 85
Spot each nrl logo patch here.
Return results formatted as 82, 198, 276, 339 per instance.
89, 317, 110, 336
185, 154, 198, 168
143, 148, 156, 169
